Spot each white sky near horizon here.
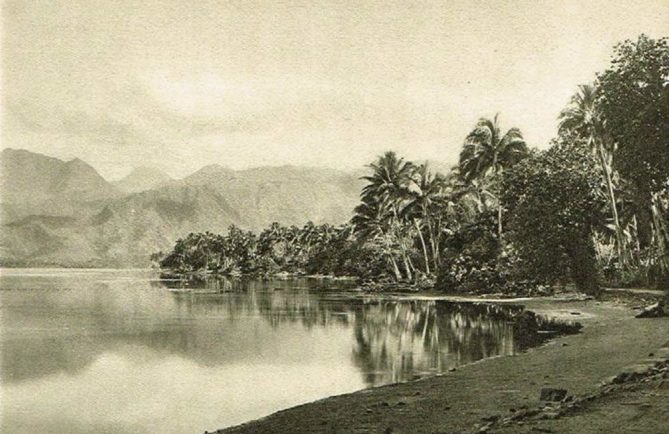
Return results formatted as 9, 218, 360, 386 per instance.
2, 0, 668, 180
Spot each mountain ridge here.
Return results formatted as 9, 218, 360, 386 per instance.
0, 148, 365, 267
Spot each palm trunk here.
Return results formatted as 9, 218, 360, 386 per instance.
389, 207, 411, 281
632, 215, 642, 259
651, 193, 669, 272
415, 219, 431, 274
597, 144, 627, 267
649, 194, 669, 293
427, 220, 438, 271
400, 246, 412, 282
427, 213, 440, 272
431, 218, 441, 272
493, 163, 503, 240
388, 255, 402, 281
402, 255, 412, 281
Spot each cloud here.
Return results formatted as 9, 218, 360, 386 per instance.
3, 0, 669, 178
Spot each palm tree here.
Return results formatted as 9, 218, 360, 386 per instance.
458, 114, 528, 237
402, 163, 447, 273
361, 151, 415, 207
353, 198, 402, 280
446, 167, 496, 216
356, 151, 415, 280
558, 84, 628, 266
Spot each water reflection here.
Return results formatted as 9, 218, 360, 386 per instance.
0, 270, 578, 434
351, 301, 517, 385
154, 274, 567, 386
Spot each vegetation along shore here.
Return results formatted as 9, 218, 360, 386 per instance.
155, 35, 669, 304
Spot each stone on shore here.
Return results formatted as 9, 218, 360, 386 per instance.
539, 388, 568, 402
635, 300, 668, 318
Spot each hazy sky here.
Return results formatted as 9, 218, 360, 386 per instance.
2, 0, 668, 180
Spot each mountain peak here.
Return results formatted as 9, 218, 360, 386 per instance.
64, 157, 95, 170
1, 148, 118, 204
113, 166, 173, 194
194, 163, 234, 174
183, 164, 236, 185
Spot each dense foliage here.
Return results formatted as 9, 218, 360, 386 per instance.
596, 35, 669, 286
502, 143, 606, 295
155, 34, 668, 295
153, 223, 385, 277
598, 35, 669, 196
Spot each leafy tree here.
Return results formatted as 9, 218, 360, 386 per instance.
502, 142, 606, 295
305, 224, 387, 277
596, 35, 669, 284
598, 35, 669, 197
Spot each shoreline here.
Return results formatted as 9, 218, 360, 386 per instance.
211, 290, 667, 434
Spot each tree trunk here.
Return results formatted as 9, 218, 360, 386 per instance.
632, 215, 642, 259
597, 144, 628, 267
650, 194, 669, 285
494, 164, 503, 240
434, 216, 442, 268
415, 219, 431, 274
427, 217, 439, 272
651, 194, 668, 256
429, 231, 438, 271
407, 255, 416, 274
423, 203, 439, 272
567, 237, 601, 297
401, 250, 412, 281
630, 186, 654, 251
388, 255, 402, 281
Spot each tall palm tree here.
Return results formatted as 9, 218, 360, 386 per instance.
458, 114, 528, 237
558, 84, 628, 266
402, 163, 447, 273
357, 151, 415, 280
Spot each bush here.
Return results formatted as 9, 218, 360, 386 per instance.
502, 143, 606, 295
434, 211, 544, 295
436, 242, 548, 296
306, 239, 389, 278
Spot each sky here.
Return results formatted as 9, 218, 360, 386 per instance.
2, 0, 668, 180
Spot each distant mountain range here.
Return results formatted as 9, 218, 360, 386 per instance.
0, 148, 365, 267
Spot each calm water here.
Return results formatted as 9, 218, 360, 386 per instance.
1, 269, 546, 434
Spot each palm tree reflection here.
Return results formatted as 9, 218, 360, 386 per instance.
157, 276, 577, 388
351, 301, 529, 386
